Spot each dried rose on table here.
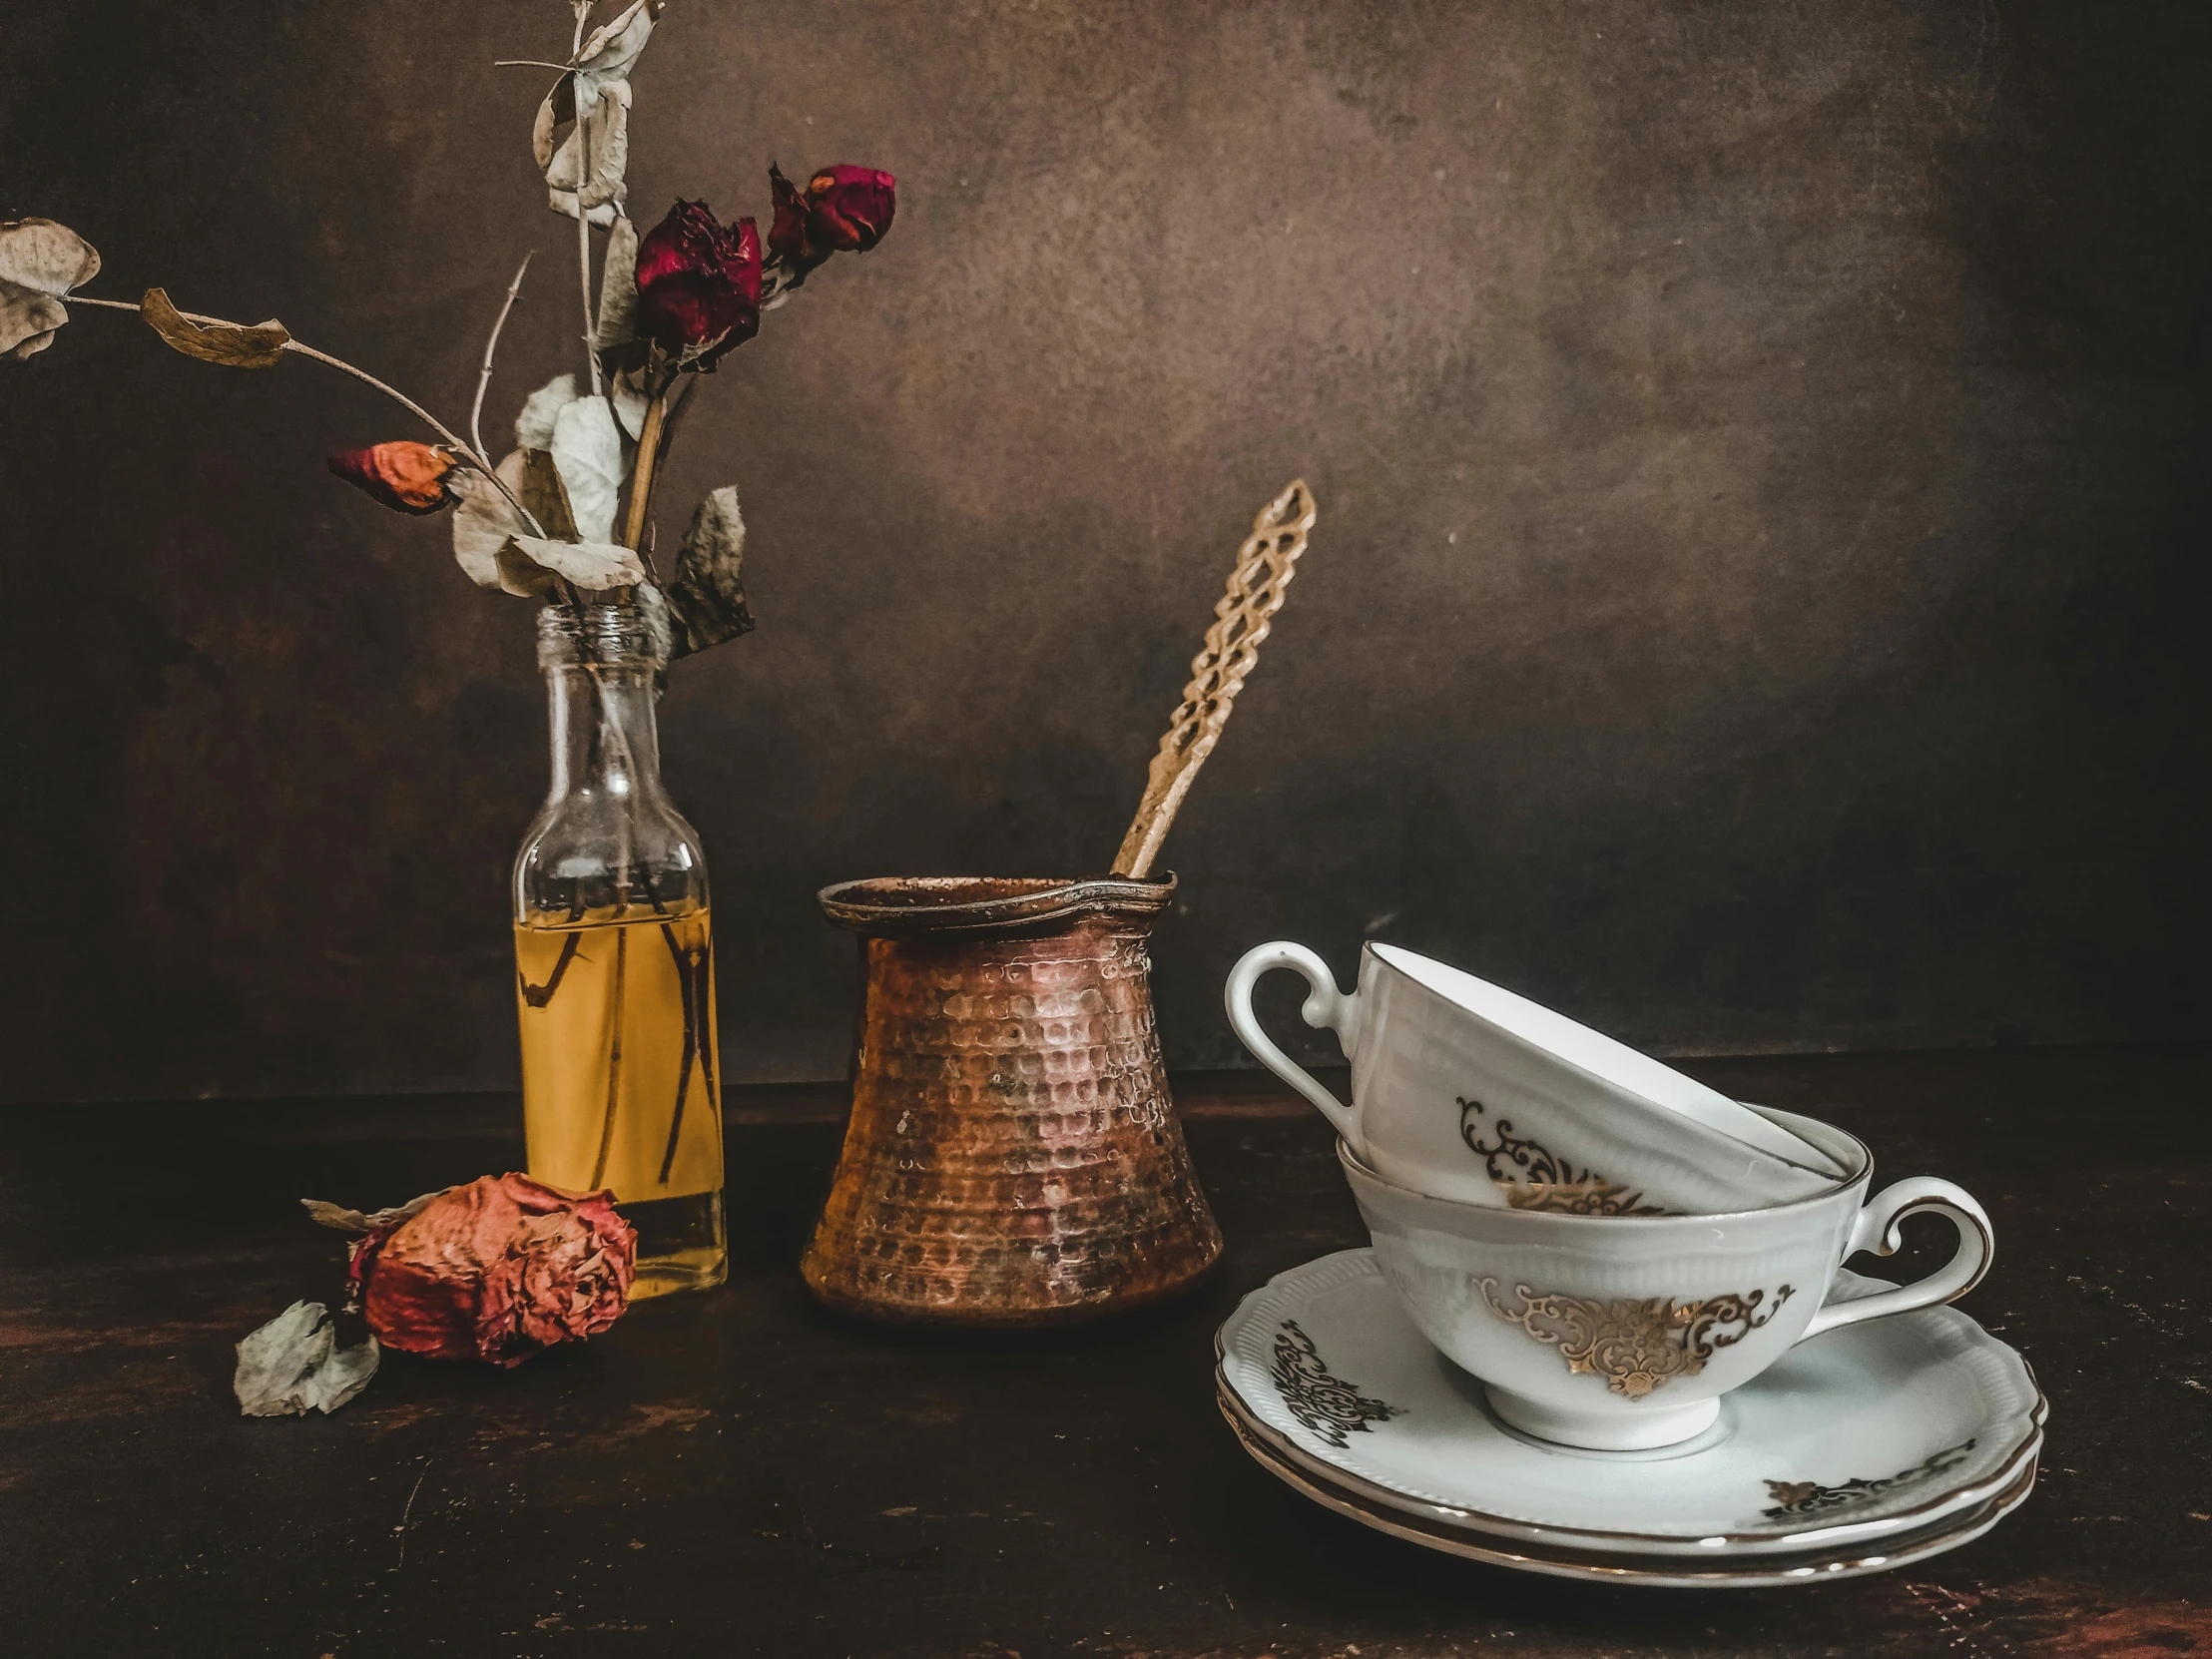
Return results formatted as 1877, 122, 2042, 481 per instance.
313, 1173, 637, 1368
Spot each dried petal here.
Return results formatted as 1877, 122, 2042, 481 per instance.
549, 394, 628, 544
302, 1189, 453, 1236
327, 441, 456, 514
234, 1301, 379, 1416
141, 286, 289, 368
664, 485, 754, 659
0, 217, 101, 360
352, 1174, 636, 1368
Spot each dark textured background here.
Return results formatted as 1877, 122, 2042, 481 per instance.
3, 0, 2206, 1101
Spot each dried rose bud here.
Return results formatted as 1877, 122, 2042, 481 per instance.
346, 1174, 635, 1368
328, 441, 457, 514
634, 200, 762, 370
767, 164, 896, 283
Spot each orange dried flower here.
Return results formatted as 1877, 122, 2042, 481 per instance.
327, 441, 457, 514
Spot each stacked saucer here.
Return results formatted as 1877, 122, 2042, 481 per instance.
1220, 941, 2041, 1585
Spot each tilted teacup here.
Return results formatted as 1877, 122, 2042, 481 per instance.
1227, 939, 1842, 1213
1341, 1106, 1993, 1450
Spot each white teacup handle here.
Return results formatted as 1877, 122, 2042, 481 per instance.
1225, 942, 1363, 1148
1800, 1177, 1994, 1342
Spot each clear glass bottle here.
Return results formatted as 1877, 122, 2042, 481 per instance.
513, 601, 727, 1297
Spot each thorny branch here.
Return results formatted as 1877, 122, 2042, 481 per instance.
472, 253, 534, 462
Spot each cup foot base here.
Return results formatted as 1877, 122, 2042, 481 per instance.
1483, 1384, 1721, 1451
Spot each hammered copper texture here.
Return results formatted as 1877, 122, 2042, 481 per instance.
804, 877, 1222, 1327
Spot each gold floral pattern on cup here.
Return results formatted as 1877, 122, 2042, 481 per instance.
1459, 1098, 1669, 1216
1478, 1280, 1796, 1397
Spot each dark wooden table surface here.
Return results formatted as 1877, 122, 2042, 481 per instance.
4, 1047, 2208, 1658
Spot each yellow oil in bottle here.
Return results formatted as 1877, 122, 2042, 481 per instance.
514, 902, 728, 1297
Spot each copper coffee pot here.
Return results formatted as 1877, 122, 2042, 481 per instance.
802, 482, 1319, 1327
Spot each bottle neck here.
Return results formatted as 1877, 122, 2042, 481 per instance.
538, 603, 667, 807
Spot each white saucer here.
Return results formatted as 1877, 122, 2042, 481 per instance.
1217, 1250, 2044, 1578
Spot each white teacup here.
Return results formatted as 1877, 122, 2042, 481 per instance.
1342, 1106, 1993, 1449
1226, 939, 1842, 1214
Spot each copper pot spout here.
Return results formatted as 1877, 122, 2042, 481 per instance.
802, 874, 1223, 1328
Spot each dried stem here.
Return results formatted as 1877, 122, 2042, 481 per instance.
621, 389, 669, 550
65, 293, 547, 542
471, 252, 534, 462
576, 142, 603, 396
588, 922, 629, 1190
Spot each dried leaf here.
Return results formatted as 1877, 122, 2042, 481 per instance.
0, 217, 101, 360
575, 0, 660, 90
501, 535, 648, 594
516, 372, 580, 450
545, 81, 631, 223
234, 1301, 379, 1417
0, 284, 68, 361
302, 1188, 454, 1236
596, 216, 641, 352
609, 364, 650, 441
634, 578, 678, 668
141, 287, 288, 369
665, 485, 755, 659
450, 452, 532, 589
549, 394, 628, 544
531, 73, 576, 171
515, 448, 580, 542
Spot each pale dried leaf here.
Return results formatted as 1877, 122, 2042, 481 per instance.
502, 535, 648, 593
634, 579, 677, 667
300, 1187, 453, 1236
516, 372, 580, 450
545, 82, 631, 222
0, 282, 68, 360
516, 447, 580, 540
609, 362, 650, 440
665, 485, 755, 659
575, 0, 658, 91
531, 74, 575, 171
596, 216, 640, 352
142, 287, 288, 369
550, 394, 628, 544
0, 218, 101, 359
234, 1301, 379, 1417
0, 218, 102, 295
450, 453, 533, 589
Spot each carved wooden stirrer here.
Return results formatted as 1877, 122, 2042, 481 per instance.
1111, 479, 1319, 879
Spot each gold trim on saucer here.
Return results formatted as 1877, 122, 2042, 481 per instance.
1219, 1391, 2039, 1586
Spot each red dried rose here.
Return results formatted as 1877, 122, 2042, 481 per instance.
634, 200, 762, 370
346, 1174, 636, 1367
767, 163, 896, 283
327, 441, 456, 514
